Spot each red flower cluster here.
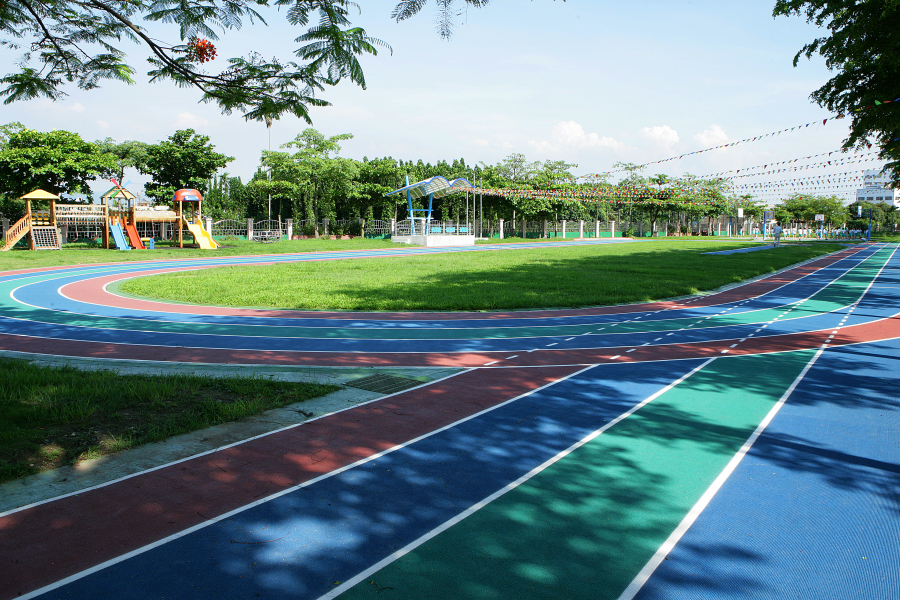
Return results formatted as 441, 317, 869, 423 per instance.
190, 38, 217, 63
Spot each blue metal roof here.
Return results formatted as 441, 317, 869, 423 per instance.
386, 176, 473, 200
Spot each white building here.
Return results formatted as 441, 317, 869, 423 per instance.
856, 169, 899, 207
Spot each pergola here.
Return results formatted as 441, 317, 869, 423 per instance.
386, 176, 473, 235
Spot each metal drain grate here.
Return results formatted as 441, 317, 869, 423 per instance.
345, 374, 423, 394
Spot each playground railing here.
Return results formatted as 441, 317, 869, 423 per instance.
2, 214, 31, 251
55, 204, 106, 221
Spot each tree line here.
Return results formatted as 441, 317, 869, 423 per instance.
0, 122, 896, 234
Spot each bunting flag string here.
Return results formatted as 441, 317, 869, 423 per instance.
580, 97, 900, 179
729, 172, 864, 187
715, 154, 879, 180
465, 187, 726, 205
695, 151, 877, 179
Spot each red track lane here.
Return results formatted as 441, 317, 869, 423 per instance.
0, 309, 896, 369
55, 248, 864, 321
0, 366, 580, 600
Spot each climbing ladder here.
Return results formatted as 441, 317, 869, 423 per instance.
30, 226, 61, 250
1, 214, 31, 251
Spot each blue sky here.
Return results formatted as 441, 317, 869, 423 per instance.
1, 0, 874, 202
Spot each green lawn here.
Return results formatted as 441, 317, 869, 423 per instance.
0, 357, 339, 483
0, 237, 399, 271
119, 241, 850, 311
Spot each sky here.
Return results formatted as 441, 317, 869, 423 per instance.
1, 0, 878, 203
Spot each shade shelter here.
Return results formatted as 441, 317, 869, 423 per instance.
386, 176, 473, 235
385, 176, 475, 246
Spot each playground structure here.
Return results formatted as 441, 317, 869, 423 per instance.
172, 189, 217, 249
1, 187, 218, 251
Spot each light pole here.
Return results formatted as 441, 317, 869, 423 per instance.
265, 116, 272, 220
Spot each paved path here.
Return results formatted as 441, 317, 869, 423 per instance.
1, 240, 898, 599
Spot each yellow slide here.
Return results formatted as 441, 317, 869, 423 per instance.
183, 218, 218, 249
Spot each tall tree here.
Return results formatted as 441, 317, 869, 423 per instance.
141, 129, 233, 201
0, 128, 118, 200
496, 153, 539, 185
0, 1, 499, 122
774, 1, 900, 181
94, 139, 150, 184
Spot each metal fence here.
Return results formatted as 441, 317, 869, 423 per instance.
365, 220, 391, 238
212, 219, 248, 238
252, 219, 285, 242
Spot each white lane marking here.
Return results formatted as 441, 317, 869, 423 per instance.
610, 355, 621, 359
720, 350, 729, 354
654, 338, 663, 341
565, 337, 576, 341
546, 343, 558, 347
322, 359, 718, 600
0, 366, 472, 520
626, 349, 636, 353
617, 347, 828, 600
505, 355, 519, 360
739, 338, 747, 342
22, 364, 597, 600
729, 344, 738, 348
484, 361, 499, 366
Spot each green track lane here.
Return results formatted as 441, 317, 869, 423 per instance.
335, 351, 816, 600
0, 249, 889, 341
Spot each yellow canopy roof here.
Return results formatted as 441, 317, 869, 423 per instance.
20, 189, 60, 200
101, 186, 136, 200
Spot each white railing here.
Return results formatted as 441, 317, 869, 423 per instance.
211, 219, 248, 238
251, 219, 285, 242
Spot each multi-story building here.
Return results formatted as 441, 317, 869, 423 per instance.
856, 169, 899, 207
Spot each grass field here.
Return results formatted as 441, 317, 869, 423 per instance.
0, 358, 339, 483
120, 240, 849, 311
0, 237, 398, 271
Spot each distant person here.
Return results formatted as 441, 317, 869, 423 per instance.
773, 222, 783, 247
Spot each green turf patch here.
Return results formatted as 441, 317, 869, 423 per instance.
0, 237, 399, 272
0, 357, 340, 483
336, 351, 816, 600
119, 241, 848, 311
345, 374, 424, 394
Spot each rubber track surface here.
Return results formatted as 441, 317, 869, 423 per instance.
1, 240, 898, 600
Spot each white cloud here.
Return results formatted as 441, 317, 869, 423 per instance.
528, 139, 555, 153
68, 103, 85, 113
95, 120, 110, 129
552, 121, 623, 150
474, 139, 490, 147
528, 121, 625, 154
693, 124, 729, 147
638, 125, 679, 148
175, 112, 209, 128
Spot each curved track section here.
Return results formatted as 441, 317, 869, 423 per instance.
1, 242, 898, 367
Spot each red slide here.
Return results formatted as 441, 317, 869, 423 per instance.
124, 223, 145, 250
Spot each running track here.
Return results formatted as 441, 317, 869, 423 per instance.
0, 240, 898, 599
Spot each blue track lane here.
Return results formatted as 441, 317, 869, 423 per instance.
633, 339, 900, 600
33, 359, 706, 600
